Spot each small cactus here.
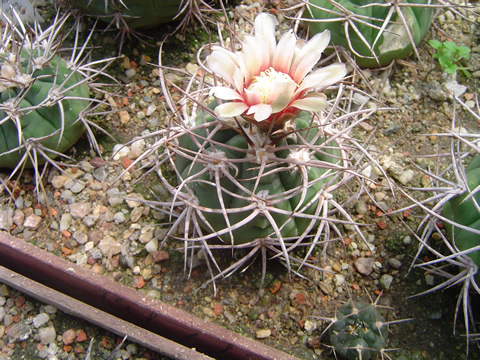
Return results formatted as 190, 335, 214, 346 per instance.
0, 9, 113, 191
300, 0, 435, 67
328, 301, 388, 360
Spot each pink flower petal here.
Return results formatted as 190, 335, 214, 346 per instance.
247, 103, 273, 122
298, 63, 347, 94
290, 93, 328, 112
214, 102, 248, 117
210, 86, 243, 101
245, 87, 262, 105
272, 30, 297, 74
241, 36, 262, 81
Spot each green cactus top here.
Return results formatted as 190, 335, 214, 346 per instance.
71, 0, 185, 29
0, 51, 90, 168
305, 0, 434, 67
329, 302, 388, 360
175, 107, 341, 244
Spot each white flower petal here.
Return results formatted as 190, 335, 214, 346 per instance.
241, 36, 262, 81
298, 63, 347, 94
214, 102, 248, 117
268, 78, 297, 112
272, 30, 297, 74
290, 93, 328, 112
210, 86, 243, 101
247, 103, 273, 122
254, 13, 277, 70
206, 48, 238, 85
291, 30, 331, 82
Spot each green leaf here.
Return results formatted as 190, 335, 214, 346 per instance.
437, 55, 453, 68
445, 64, 458, 74
457, 46, 471, 59
443, 41, 458, 51
428, 39, 442, 49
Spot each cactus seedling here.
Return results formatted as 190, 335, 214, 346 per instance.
0, 9, 114, 195
298, 0, 435, 67
328, 301, 389, 360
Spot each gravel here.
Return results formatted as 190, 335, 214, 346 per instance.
0, 1, 479, 359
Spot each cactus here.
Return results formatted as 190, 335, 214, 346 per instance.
404, 87, 480, 350
300, 0, 435, 67
132, 12, 382, 288
442, 154, 480, 276
328, 301, 388, 360
0, 10, 113, 190
69, 0, 185, 30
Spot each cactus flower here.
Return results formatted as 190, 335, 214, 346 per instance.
207, 13, 347, 130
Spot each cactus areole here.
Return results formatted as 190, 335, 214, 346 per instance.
175, 107, 341, 244
329, 302, 388, 360
443, 155, 480, 277
305, 0, 434, 67
0, 50, 90, 168
71, 0, 184, 29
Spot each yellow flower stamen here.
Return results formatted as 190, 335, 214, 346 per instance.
248, 67, 296, 103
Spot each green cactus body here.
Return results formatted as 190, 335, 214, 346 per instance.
0, 51, 90, 168
71, 0, 184, 29
175, 108, 341, 244
305, 0, 434, 67
442, 155, 480, 275
329, 302, 388, 360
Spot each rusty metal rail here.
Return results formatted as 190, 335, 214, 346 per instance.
0, 231, 299, 360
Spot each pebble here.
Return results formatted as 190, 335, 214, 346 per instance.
59, 213, 72, 231
425, 274, 435, 286
24, 214, 42, 229
69, 181, 86, 194
145, 238, 158, 254
304, 320, 317, 335
62, 329, 76, 345
126, 193, 144, 208
113, 212, 126, 223
139, 226, 155, 244
255, 329, 271, 339
379, 274, 394, 290
107, 188, 125, 206
37, 327, 56, 346
0, 209, 13, 230
388, 258, 402, 270
33, 313, 49, 328
130, 207, 144, 222
70, 203, 91, 219
117, 110, 130, 124
354, 257, 375, 275
12, 209, 24, 226
7, 321, 32, 342
98, 236, 122, 256
125, 68, 136, 78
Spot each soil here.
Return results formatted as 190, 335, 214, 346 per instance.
1, 1, 480, 359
